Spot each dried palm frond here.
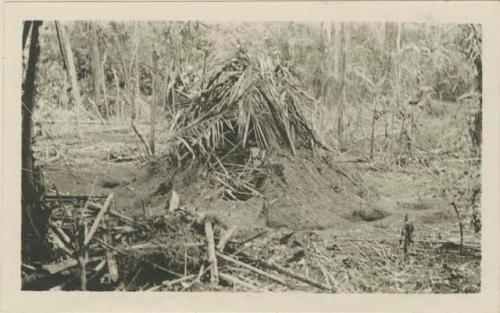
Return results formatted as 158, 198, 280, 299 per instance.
161, 48, 333, 198
168, 48, 331, 163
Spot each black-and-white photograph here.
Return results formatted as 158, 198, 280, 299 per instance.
21, 20, 482, 293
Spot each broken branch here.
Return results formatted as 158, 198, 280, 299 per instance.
85, 193, 114, 246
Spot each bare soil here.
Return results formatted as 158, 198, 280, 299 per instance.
34, 114, 481, 293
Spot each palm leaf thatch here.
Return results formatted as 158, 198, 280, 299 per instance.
168, 48, 331, 166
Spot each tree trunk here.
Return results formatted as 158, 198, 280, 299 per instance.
332, 22, 341, 81
132, 21, 140, 119
370, 107, 377, 160
337, 22, 348, 152
378, 23, 389, 139
384, 22, 399, 146
57, 22, 82, 136
320, 22, 331, 106
54, 22, 68, 79
22, 21, 33, 50
472, 25, 482, 154
395, 22, 402, 114
149, 48, 159, 155
451, 202, 464, 253
101, 52, 109, 119
325, 22, 332, 43
90, 23, 104, 118
22, 21, 49, 261
394, 23, 407, 155
473, 25, 482, 108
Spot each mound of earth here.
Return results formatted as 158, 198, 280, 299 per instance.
92, 150, 386, 230
44, 140, 387, 230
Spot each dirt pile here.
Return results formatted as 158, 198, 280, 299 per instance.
91, 48, 387, 230
110, 149, 385, 230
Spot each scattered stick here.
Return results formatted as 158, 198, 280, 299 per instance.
85, 193, 114, 246
125, 266, 143, 290
168, 191, 180, 212
131, 119, 153, 156
45, 194, 108, 202
230, 231, 269, 256
41, 256, 103, 275
216, 252, 288, 286
238, 230, 268, 246
23, 268, 79, 290
180, 265, 209, 291
238, 252, 335, 292
204, 220, 219, 285
106, 251, 119, 283
334, 167, 359, 187
219, 272, 259, 291
347, 241, 370, 261
370, 107, 377, 160
22, 263, 37, 272
184, 247, 187, 276
48, 228, 73, 256
109, 156, 139, 163
315, 260, 333, 289
141, 199, 148, 218
217, 226, 237, 252
451, 201, 464, 253
87, 202, 134, 223
42, 258, 78, 275
94, 259, 107, 272
49, 223, 74, 250
96, 239, 182, 278
147, 274, 197, 291
77, 222, 87, 291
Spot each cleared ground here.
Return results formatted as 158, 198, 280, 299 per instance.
33, 100, 481, 293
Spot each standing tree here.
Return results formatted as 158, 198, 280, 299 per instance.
149, 47, 160, 155
383, 22, 401, 148
90, 22, 106, 118
337, 22, 349, 152
332, 22, 341, 82
56, 22, 82, 135
22, 21, 49, 260
457, 24, 482, 156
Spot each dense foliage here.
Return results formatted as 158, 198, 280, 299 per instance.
35, 21, 480, 117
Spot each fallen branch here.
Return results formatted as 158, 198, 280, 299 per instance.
45, 194, 108, 202
168, 190, 180, 212
88, 202, 134, 223
217, 226, 237, 252
48, 228, 73, 256
22, 268, 79, 290
109, 156, 139, 163
230, 231, 269, 256
147, 274, 197, 291
216, 252, 287, 286
180, 265, 210, 291
131, 118, 153, 156
205, 220, 219, 285
219, 272, 259, 291
49, 223, 74, 250
106, 251, 119, 283
238, 230, 268, 246
42, 258, 78, 275
77, 222, 87, 291
85, 193, 114, 246
96, 239, 182, 278
238, 252, 335, 292
451, 201, 464, 253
